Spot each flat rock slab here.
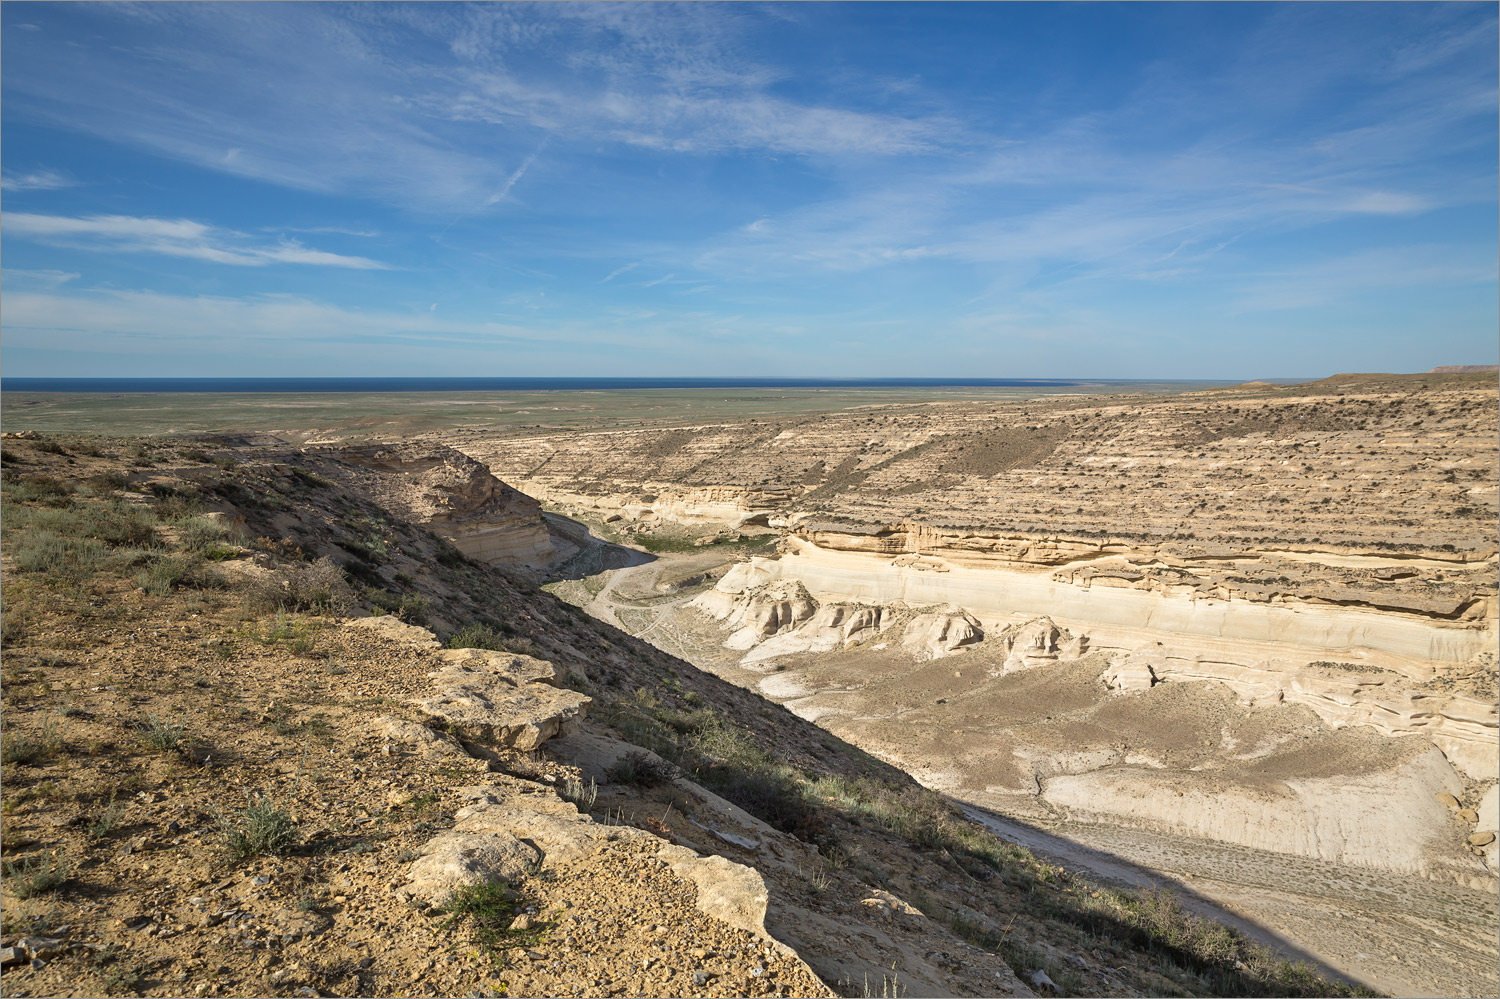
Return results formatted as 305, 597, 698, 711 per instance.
414, 648, 590, 750
405, 827, 542, 906
373, 714, 470, 761
346, 614, 443, 650
404, 784, 786, 952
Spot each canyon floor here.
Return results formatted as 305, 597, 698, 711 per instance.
2, 371, 1496, 998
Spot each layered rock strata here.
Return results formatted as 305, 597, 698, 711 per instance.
327, 442, 555, 566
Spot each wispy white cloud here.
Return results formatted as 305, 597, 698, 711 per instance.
0, 3, 953, 213
4, 213, 391, 269
1, 169, 75, 191
482, 142, 547, 206
274, 225, 381, 238
0, 285, 814, 373
1229, 245, 1497, 312
602, 262, 640, 282
0, 269, 81, 289
642, 273, 676, 288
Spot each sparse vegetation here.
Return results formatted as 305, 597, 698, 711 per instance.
558, 775, 599, 810
89, 797, 127, 839
605, 750, 679, 787
437, 878, 548, 967
135, 713, 186, 753
3, 852, 73, 898
1, 715, 63, 765
215, 795, 300, 859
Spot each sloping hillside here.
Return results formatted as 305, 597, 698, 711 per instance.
0, 433, 1373, 998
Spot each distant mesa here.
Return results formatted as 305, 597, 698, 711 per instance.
1429, 365, 1499, 374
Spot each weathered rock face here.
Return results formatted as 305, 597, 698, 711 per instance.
1101, 655, 1158, 693
993, 616, 1086, 673
740, 580, 819, 640
415, 647, 591, 750
693, 578, 821, 652
902, 607, 983, 659
1042, 743, 1475, 882
373, 714, 473, 762
1477, 786, 1500, 874
328, 443, 555, 566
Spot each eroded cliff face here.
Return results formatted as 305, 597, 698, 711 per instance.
458, 373, 1497, 896
326, 442, 556, 566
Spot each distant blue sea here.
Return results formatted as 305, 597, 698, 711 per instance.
0, 376, 1140, 394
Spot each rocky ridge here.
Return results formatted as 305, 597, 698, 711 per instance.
9, 433, 1334, 998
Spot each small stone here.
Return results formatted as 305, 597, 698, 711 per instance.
0, 948, 21, 968
18, 937, 63, 960
1435, 792, 1461, 809
1029, 969, 1059, 992
749, 963, 766, 978
250, 875, 272, 887
1468, 831, 1496, 847
1457, 808, 1479, 824
691, 948, 707, 959
508, 915, 531, 932
693, 970, 714, 987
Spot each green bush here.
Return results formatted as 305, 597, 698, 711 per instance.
177, 515, 229, 551
136, 713, 185, 753
244, 557, 353, 614
448, 623, 505, 651
10, 532, 113, 585
605, 751, 679, 787
134, 553, 221, 595
216, 795, 299, 860
437, 879, 547, 966
3, 853, 72, 898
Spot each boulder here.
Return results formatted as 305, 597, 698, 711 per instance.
404, 829, 542, 906
415, 649, 590, 750
1102, 656, 1157, 693
347, 615, 442, 649
373, 715, 470, 760
405, 784, 791, 951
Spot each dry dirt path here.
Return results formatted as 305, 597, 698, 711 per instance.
961, 806, 1500, 999
566, 548, 1500, 999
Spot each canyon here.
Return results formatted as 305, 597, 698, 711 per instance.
2, 370, 1495, 998
440, 371, 1498, 997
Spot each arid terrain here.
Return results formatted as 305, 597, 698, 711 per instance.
449, 370, 1499, 998
1, 371, 1495, 998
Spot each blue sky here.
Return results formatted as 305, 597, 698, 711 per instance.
2, 2, 1495, 378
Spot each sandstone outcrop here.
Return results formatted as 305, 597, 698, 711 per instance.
327, 442, 555, 566
902, 607, 984, 659
373, 714, 472, 761
1101, 654, 1158, 692
992, 616, 1086, 673
414, 647, 591, 750
1041, 743, 1476, 882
